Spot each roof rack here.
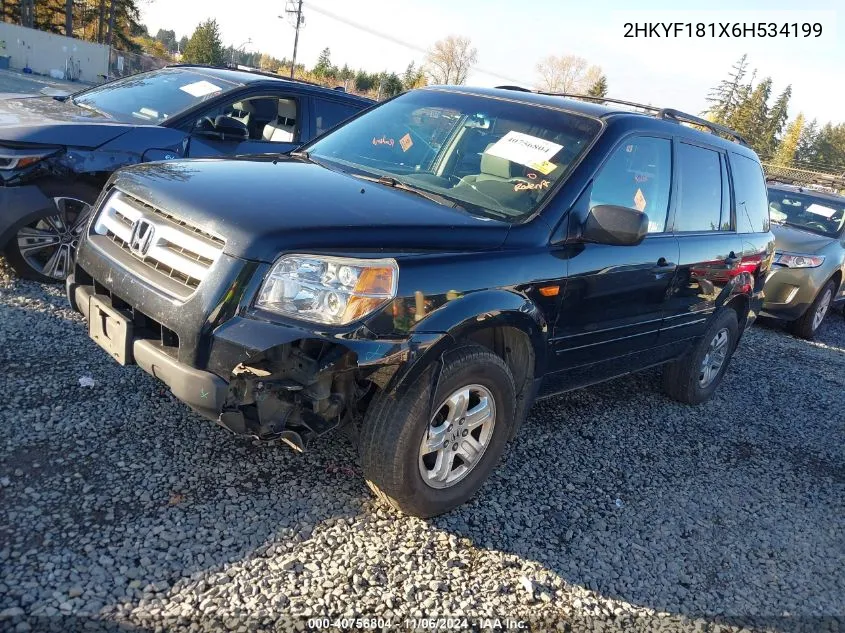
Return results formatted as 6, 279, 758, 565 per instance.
494, 86, 748, 146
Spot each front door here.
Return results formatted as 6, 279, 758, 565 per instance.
186, 93, 304, 158
547, 135, 679, 392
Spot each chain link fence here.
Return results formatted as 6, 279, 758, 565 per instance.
107, 48, 169, 81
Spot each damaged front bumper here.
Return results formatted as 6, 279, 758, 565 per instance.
68, 276, 443, 447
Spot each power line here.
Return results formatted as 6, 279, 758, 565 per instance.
302, 1, 527, 86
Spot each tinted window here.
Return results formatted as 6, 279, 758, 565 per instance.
216, 96, 299, 143
731, 153, 771, 233
314, 99, 362, 136
590, 136, 671, 233
675, 143, 723, 232
767, 189, 845, 238
74, 68, 239, 124
308, 90, 602, 221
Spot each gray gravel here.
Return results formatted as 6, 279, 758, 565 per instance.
1, 257, 843, 633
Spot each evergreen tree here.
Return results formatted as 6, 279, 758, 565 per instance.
728, 77, 772, 153
586, 75, 608, 98
183, 19, 224, 66
773, 113, 804, 166
762, 85, 792, 158
706, 54, 749, 124
811, 123, 845, 171
795, 118, 819, 167
313, 47, 332, 77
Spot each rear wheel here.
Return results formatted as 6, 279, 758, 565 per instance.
3, 182, 99, 283
359, 344, 516, 518
662, 309, 739, 404
788, 280, 835, 340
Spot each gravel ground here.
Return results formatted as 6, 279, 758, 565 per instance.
1, 258, 843, 633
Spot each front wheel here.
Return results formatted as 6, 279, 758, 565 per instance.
359, 344, 516, 518
788, 280, 835, 340
3, 182, 99, 283
662, 309, 739, 404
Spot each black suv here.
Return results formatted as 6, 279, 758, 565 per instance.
0, 65, 372, 282
68, 86, 774, 517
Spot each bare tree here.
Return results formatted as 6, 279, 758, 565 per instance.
425, 35, 477, 85
536, 55, 603, 93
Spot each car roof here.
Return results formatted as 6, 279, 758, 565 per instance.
768, 183, 845, 203
167, 65, 375, 104
426, 85, 758, 158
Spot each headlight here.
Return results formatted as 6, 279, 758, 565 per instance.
773, 252, 825, 268
0, 148, 57, 170
256, 255, 398, 325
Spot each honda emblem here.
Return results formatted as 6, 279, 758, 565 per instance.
128, 218, 155, 257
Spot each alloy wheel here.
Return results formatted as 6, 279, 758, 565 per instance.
15, 196, 92, 280
698, 327, 730, 388
812, 287, 833, 332
418, 384, 497, 489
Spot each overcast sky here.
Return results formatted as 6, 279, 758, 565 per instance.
141, 0, 843, 124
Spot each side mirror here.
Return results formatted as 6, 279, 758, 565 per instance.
582, 204, 649, 246
192, 115, 248, 141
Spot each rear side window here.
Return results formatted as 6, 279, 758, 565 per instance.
314, 99, 362, 137
731, 153, 770, 233
590, 136, 672, 233
674, 143, 725, 232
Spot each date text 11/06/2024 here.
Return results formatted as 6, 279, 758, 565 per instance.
623, 22, 823, 38
306, 617, 529, 630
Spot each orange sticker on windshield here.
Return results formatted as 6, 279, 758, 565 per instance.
399, 133, 413, 152
634, 188, 647, 211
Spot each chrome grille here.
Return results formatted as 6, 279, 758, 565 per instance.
91, 190, 225, 299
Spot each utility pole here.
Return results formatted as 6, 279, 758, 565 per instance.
282, 0, 304, 79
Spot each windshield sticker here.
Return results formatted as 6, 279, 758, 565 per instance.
528, 159, 557, 175
399, 133, 413, 152
485, 131, 563, 169
372, 135, 395, 147
806, 203, 836, 218
514, 180, 551, 192
634, 188, 647, 212
179, 80, 223, 97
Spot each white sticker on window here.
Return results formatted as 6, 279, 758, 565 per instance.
484, 131, 563, 169
179, 80, 223, 97
806, 203, 836, 218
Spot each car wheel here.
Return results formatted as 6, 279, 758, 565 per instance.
788, 280, 835, 340
3, 182, 99, 283
359, 344, 516, 518
662, 309, 739, 405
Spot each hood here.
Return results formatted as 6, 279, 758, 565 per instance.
772, 224, 837, 255
0, 95, 136, 148
109, 158, 511, 262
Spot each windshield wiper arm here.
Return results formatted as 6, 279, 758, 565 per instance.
354, 174, 467, 210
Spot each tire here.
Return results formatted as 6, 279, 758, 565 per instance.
662, 309, 739, 405
787, 280, 835, 340
359, 344, 516, 518
3, 181, 100, 283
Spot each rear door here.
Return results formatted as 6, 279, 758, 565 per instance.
552, 135, 680, 374
661, 139, 744, 345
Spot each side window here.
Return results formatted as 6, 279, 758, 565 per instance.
674, 143, 724, 232
730, 152, 770, 233
314, 99, 361, 137
590, 136, 672, 233
219, 96, 300, 143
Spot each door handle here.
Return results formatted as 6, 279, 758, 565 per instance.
650, 257, 676, 273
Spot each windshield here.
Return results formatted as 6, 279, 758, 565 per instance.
768, 188, 845, 238
73, 68, 239, 124
306, 90, 602, 220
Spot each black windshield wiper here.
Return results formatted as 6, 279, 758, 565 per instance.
353, 174, 467, 210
